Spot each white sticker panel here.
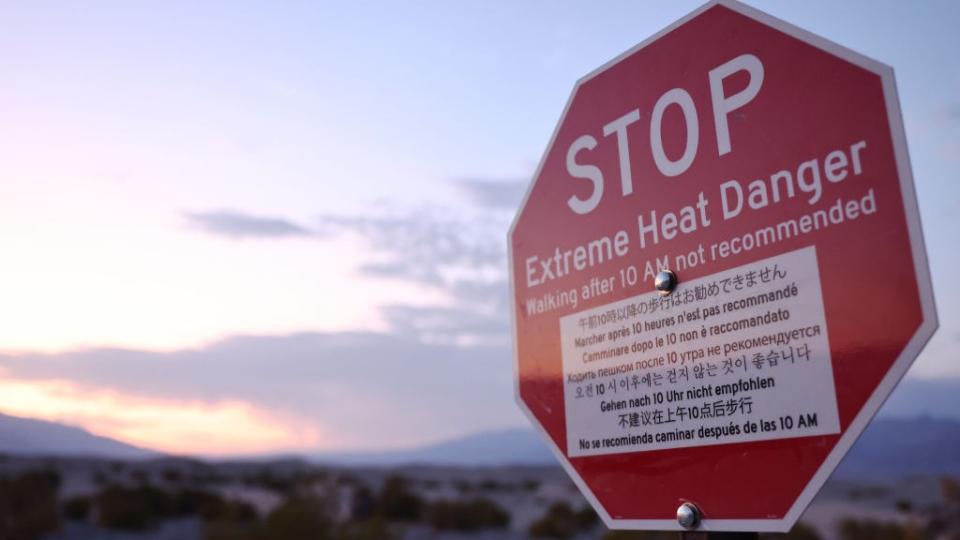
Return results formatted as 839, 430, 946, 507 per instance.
562, 246, 839, 457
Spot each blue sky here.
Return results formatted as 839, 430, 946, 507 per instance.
0, 1, 956, 455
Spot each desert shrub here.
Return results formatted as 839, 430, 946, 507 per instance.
786, 522, 824, 540
162, 467, 183, 484
376, 475, 424, 522
97, 485, 173, 531
350, 484, 377, 521
204, 522, 263, 540
244, 470, 297, 495
92, 471, 108, 486
479, 479, 509, 492
846, 485, 889, 500
62, 495, 93, 521
896, 499, 914, 513
130, 469, 149, 484
943, 476, 960, 504
173, 488, 222, 517
0, 471, 61, 540
837, 517, 920, 540
529, 502, 598, 538
39, 468, 61, 490
527, 502, 579, 539
263, 495, 335, 540
337, 517, 395, 540
576, 505, 599, 528
336, 473, 361, 486
98, 485, 256, 531
930, 477, 960, 539
429, 497, 510, 531
201, 503, 264, 540
601, 531, 674, 540
212, 500, 259, 524
192, 471, 229, 486
205, 495, 332, 540
173, 488, 257, 522
760, 521, 822, 540
529, 502, 574, 538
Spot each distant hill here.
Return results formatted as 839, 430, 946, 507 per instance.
0, 413, 155, 459
2, 374, 957, 472
315, 428, 553, 466
833, 416, 960, 480
316, 416, 960, 480
876, 376, 960, 419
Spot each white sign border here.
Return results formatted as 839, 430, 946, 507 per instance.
507, 0, 939, 533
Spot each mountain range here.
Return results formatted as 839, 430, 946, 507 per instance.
2, 413, 958, 482
0, 376, 957, 480
318, 417, 960, 480
0, 412, 153, 459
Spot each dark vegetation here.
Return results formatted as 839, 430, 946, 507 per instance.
376, 475, 425, 522
429, 498, 511, 531
203, 473, 512, 539
0, 464, 522, 540
600, 532, 680, 540
528, 501, 598, 538
96, 485, 258, 531
769, 522, 823, 540
206, 495, 335, 540
61, 496, 92, 522
835, 517, 923, 540
0, 470, 60, 540
1, 459, 959, 540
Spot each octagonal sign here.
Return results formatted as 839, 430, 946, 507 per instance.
509, 0, 937, 532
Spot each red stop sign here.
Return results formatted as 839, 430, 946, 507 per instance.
509, 0, 937, 532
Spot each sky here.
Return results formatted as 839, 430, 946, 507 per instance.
0, 0, 957, 456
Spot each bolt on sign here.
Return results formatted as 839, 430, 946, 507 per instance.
508, 0, 937, 533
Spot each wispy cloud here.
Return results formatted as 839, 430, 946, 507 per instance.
317, 210, 504, 285
456, 178, 528, 211
316, 203, 511, 344
948, 104, 960, 122
381, 302, 510, 346
184, 209, 314, 239
183, 178, 520, 345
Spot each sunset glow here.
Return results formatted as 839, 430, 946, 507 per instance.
0, 375, 326, 455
